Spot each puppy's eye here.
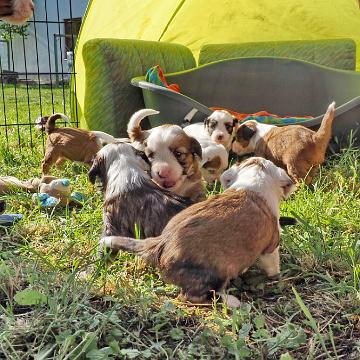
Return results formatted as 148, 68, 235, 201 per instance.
173, 150, 186, 160
225, 124, 233, 133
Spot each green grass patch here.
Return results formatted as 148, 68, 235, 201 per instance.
0, 86, 359, 359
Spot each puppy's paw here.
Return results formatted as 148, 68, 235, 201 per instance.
221, 293, 241, 308
98, 236, 115, 258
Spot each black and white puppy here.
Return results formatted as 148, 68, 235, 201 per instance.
204, 110, 237, 150
88, 142, 192, 242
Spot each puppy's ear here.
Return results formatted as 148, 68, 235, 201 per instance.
236, 122, 256, 141
204, 117, 210, 128
88, 155, 105, 185
133, 148, 150, 165
232, 116, 238, 128
278, 169, 295, 199
203, 156, 221, 169
189, 137, 202, 160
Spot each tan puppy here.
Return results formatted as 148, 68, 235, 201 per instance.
232, 102, 336, 184
41, 114, 116, 175
100, 157, 295, 307
0, 0, 33, 24
127, 109, 205, 202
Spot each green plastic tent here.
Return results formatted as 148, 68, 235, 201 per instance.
74, 0, 360, 126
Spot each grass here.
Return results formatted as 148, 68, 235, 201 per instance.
0, 85, 360, 359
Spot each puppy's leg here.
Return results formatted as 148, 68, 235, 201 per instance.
42, 149, 60, 175
55, 157, 66, 169
258, 246, 280, 278
220, 293, 241, 308
170, 261, 228, 305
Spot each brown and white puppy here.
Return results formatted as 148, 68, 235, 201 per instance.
89, 142, 191, 240
204, 110, 237, 150
183, 122, 229, 185
100, 157, 295, 308
232, 102, 336, 185
0, 0, 33, 24
41, 113, 116, 175
127, 109, 205, 202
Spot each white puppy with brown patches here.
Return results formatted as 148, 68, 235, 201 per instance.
184, 122, 228, 185
221, 157, 296, 278
127, 109, 205, 202
204, 110, 237, 150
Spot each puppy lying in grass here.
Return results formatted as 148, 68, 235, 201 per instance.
89, 142, 191, 240
232, 102, 336, 185
127, 109, 205, 202
100, 157, 295, 307
41, 113, 116, 175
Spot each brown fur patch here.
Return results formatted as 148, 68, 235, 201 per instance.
42, 128, 101, 175
203, 156, 221, 170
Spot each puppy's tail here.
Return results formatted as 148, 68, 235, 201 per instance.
45, 113, 70, 134
100, 235, 162, 267
92, 131, 116, 146
127, 109, 159, 142
312, 102, 336, 150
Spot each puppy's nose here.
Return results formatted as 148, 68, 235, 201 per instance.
158, 168, 171, 179
216, 134, 224, 141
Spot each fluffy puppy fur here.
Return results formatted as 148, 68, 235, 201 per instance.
204, 110, 237, 150
221, 162, 297, 227
0, 0, 33, 24
100, 157, 295, 307
89, 142, 191, 241
127, 109, 205, 202
232, 102, 336, 185
42, 113, 116, 175
184, 122, 228, 185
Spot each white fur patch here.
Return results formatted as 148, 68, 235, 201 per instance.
220, 293, 241, 308
127, 108, 159, 135
98, 143, 150, 197
92, 131, 116, 146
220, 157, 295, 217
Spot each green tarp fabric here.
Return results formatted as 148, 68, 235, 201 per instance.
74, 0, 360, 131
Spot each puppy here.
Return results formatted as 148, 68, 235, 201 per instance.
204, 110, 237, 150
183, 122, 229, 185
127, 109, 205, 202
89, 142, 191, 240
0, 0, 33, 24
221, 162, 297, 227
42, 113, 116, 175
100, 157, 295, 307
232, 102, 336, 185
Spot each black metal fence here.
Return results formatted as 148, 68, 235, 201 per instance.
0, 0, 86, 152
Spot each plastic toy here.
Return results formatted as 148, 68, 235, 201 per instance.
32, 178, 86, 208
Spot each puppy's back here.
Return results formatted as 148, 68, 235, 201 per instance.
104, 178, 191, 239
158, 189, 279, 279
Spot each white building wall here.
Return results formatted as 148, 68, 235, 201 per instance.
1, 0, 88, 82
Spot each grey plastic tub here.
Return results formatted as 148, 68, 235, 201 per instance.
131, 57, 360, 147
